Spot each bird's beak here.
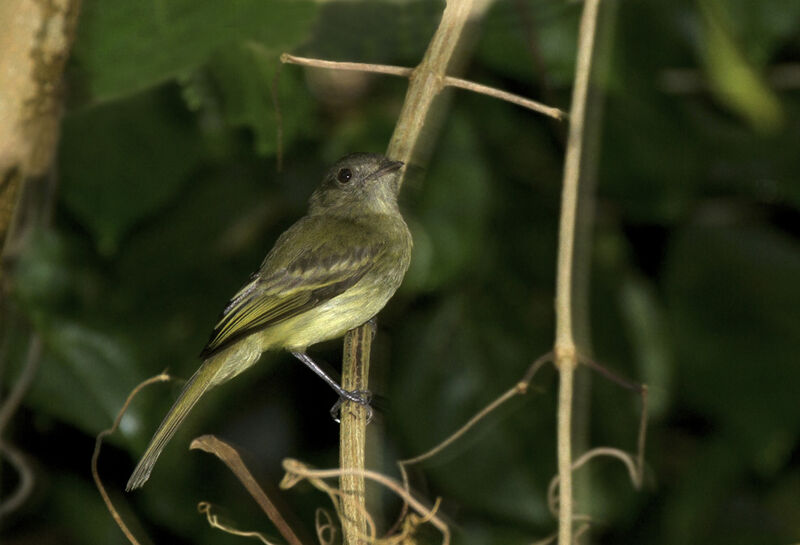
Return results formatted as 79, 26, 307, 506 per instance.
367, 159, 404, 181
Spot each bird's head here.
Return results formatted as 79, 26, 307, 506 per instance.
309, 153, 404, 216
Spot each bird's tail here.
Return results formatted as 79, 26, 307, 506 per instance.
126, 357, 221, 491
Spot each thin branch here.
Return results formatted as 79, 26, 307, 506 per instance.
314, 508, 338, 545
399, 353, 552, 468
0, 335, 41, 518
92, 372, 173, 545
281, 53, 566, 121
0, 441, 34, 518
547, 445, 642, 520
579, 357, 650, 489
444, 76, 566, 120
530, 533, 558, 545
636, 385, 649, 484
580, 355, 642, 393
281, 54, 412, 78
553, 0, 602, 543
198, 502, 279, 545
386, 353, 552, 540
544, 362, 649, 536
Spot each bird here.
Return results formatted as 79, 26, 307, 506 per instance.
126, 152, 412, 491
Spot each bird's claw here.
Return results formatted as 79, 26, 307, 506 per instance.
330, 390, 373, 423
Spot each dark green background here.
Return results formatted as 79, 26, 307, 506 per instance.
2, 0, 799, 544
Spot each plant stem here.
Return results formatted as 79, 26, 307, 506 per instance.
555, 359, 575, 545
386, 0, 479, 168
554, 0, 602, 543
339, 1, 479, 542
339, 321, 374, 545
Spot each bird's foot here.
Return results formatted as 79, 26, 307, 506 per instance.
330, 389, 373, 423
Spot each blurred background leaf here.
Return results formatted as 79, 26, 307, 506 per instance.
70, 0, 317, 103
2, 0, 799, 544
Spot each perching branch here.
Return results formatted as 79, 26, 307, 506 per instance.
288, 1, 489, 542
338, 321, 375, 545
283, 2, 571, 542
552, 0, 603, 543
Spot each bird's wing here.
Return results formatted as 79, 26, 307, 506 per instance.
199, 217, 382, 358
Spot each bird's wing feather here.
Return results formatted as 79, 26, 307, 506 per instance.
199, 217, 382, 358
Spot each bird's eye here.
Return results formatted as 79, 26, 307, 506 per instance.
337, 168, 353, 183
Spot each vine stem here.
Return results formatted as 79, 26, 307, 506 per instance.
338, 1, 480, 543
554, 0, 602, 543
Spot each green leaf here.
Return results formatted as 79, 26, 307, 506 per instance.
184, 42, 315, 156
706, 0, 800, 65
618, 274, 673, 418
70, 0, 317, 103
403, 113, 492, 293
23, 321, 142, 435
478, 0, 579, 86
60, 87, 203, 253
665, 225, 800, 469
698, 0, 784, 133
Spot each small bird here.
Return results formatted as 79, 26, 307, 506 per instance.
126, 153, 412, 491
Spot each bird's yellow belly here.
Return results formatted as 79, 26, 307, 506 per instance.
253, 284, 391, 351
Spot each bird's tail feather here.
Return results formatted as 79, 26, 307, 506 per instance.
125, 358, 220, 491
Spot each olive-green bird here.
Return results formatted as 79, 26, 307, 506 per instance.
126, 153, 412, 491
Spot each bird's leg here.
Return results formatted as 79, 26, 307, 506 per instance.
290, 352, 372, 419
328, 394, 373, 424
366, 316, 378, 339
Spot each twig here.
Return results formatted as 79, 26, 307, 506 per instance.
400, 353, 552, 468
190, 435, 305, 545
198, 502, 279, 545
386, 354, 552, 539
547, 445, 641, 520
315, 508, 338, 545
553, 0, 602, 543
0, 336, 41, 436
543, 359, 649, 536
580, 356, 642, 393
580, 356, 650, 488
0, 335, 41, 518
91, 372, 172, 545
0, 441, 34, 518
636, 385, 648, 484
281, 54, 412, 78
281, 54, 566, 121
444, 76, 566, 120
